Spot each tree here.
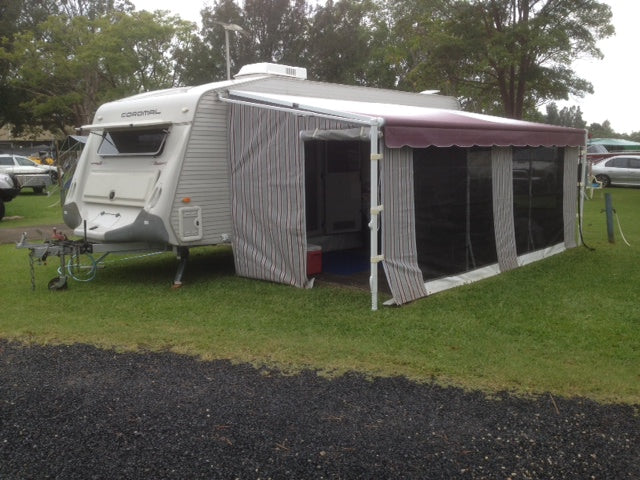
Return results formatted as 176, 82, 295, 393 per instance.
240, 0, 309, 66
306, 0, 390, 86
544, 102, 586, 129
0, 8, 191, 133
179, 0, 244, 84
183, 0, 310, 85
628, 131, 640, 143
0, 0, 65, 133
587, 120, 615, 139
393, 0, 614, 119
55, 0, 134, 19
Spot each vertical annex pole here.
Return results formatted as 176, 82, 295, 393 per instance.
578, 131, 588, 245
369, 120, 384, 311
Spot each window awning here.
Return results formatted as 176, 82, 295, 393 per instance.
228, 90, 586, 149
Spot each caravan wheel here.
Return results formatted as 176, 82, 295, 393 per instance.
48, 276, 68, 290
595, 174, 610, 188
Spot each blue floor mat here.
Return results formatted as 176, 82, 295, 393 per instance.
322, 250, 369, 275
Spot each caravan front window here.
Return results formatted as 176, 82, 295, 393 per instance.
97, 127, 168, 157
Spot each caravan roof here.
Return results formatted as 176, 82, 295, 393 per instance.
82, 63, 459, 132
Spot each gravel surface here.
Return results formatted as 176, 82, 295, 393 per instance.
1, 340, 638, 479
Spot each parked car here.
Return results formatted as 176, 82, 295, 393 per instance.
0, 154, 57, 193
0, 172, 20, 221
591, 155, 640, 187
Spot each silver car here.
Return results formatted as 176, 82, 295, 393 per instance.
0, 154, 57, 193
591, 155, 640, 187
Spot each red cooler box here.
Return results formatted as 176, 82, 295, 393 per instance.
307, 244, 322, 276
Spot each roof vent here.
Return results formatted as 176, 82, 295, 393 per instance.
235, 63, 307, 80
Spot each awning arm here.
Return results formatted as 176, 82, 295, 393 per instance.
221, 90, 382, 127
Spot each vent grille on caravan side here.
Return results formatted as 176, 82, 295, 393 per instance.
235, 63, 307, 80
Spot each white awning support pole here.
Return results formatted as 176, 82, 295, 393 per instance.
578, 131, 588, 245
369, 121, 383, 311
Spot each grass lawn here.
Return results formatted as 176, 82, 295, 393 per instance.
1, 186, 64, 227
1, 187, 639, 404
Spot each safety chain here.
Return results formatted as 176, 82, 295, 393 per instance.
107, 250, 166, 264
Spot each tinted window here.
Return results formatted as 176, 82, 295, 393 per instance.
628, 158, 640, 169
97, 127, 168, 156
15, 156, 36, 166
607, 157, 629, 168
0, 157, 12, 166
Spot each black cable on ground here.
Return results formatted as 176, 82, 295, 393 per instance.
578, 183, 595, 251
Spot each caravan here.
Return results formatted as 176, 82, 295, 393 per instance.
31, 62, 586, 309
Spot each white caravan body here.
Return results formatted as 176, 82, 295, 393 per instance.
63, 64, 459, 249
63, 80, 239, 246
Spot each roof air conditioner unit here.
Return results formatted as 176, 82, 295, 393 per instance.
235, 63, 307, 80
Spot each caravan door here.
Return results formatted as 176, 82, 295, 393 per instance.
305, 141, 366, 236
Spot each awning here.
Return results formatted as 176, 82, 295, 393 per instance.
588, 138, 640, 151
228, 91, 586, 149
80, 120, 171, 131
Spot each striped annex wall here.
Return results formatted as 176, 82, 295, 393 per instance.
491, 147, 519, 272
170, 92, 232, 244
229, 103, 357, 287
381, 146, 428, 304
563, 147, 579, 248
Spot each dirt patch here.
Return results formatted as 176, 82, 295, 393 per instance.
0, 223, 74, 245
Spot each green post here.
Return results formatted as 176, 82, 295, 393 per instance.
605, 193, 615, 243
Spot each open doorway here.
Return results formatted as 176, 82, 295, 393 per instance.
304, 140, 371, 277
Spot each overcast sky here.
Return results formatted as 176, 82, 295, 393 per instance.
131, 0, 638, 133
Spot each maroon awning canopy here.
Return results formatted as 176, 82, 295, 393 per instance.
379, 109, 586, 149
229, 91, 586, 149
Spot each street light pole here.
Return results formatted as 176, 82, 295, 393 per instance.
217, 22, 245, 81
224, 28, 231, 80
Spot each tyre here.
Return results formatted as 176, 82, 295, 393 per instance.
33, 186, 44, 194
595, 174, 610, 188
48, 276, 68, 290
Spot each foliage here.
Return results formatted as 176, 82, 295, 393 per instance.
240, 0, 309, 66
306, 0, 390, 86
54, 0, 135, 19
178, 0, 310, 84
0, 0, 194, 135
587, 120, 617, 139
0, 0, 623, 134
392, 0, 614, 119
543, 102, 586, 129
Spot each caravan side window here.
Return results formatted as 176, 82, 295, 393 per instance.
97, 127, 168, 157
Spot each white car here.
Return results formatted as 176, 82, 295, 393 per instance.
0, 154, 58, 193
591, 155, 640, 187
